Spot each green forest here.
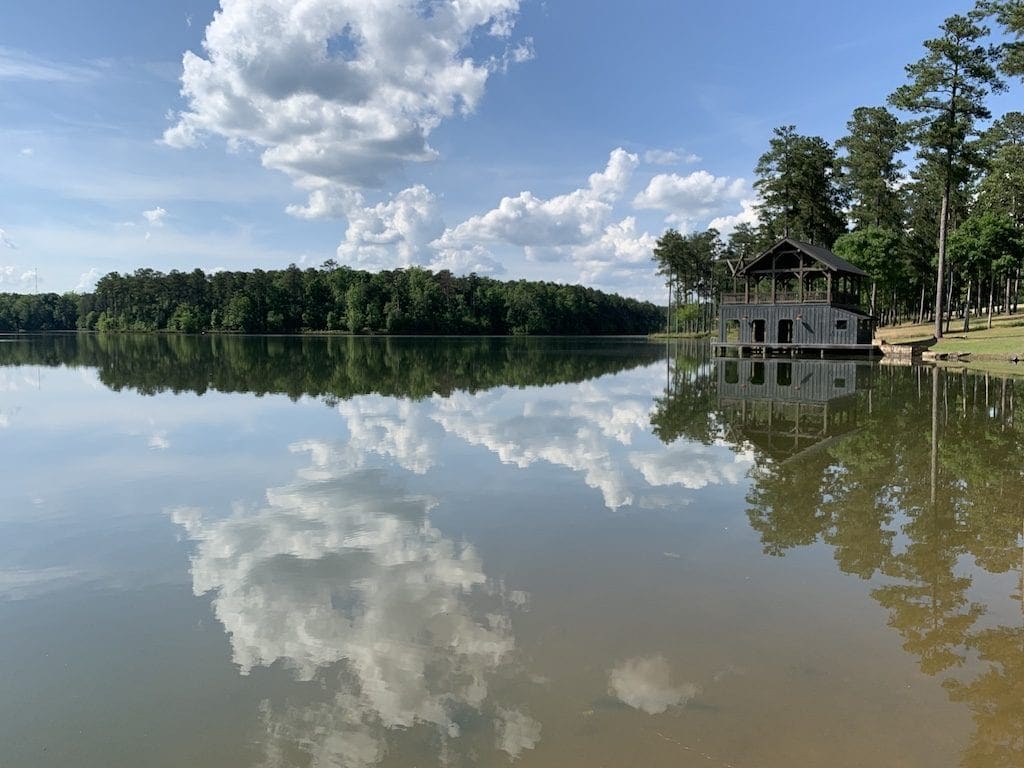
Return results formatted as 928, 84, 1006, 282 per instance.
652, 3, 1024, 338
0, 266, 663, 335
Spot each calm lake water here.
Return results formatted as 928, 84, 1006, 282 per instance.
0, 335, 1021, 768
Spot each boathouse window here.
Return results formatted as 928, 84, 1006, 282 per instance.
751, 319, 765, 343
835, 319, 848, 330
834, 377, 846, 388
777, 362, 792, 386
778, 319, 793, 344
725, 319, 740, 342
750, 361, 765, 385
724, 361, 739, 384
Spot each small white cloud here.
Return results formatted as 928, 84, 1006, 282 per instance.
511, 38, 535, 64
144, 231, 152, 242
142, 207, 168, 226
0, 265, 35, 291
0, 228, 16, 249
609, 655, 699, 714
148, 432, 170, 450
285, 186, 364, 221
74, 267, 101, 293
708, 198, 760, 237
643, 149, 700, 165
18, 147, 33, 157
185, 14, 193, 28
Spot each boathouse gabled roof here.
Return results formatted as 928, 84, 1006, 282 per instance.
738, 238, 870, 278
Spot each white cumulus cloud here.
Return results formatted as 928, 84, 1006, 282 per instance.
708, 197, 760, 236
633, 170, 748, 231
432, 148, 655, 278
74, 267, 101, 293
164, 0, 530, 212
0, 265, 36, 291
337, 185, 445, 270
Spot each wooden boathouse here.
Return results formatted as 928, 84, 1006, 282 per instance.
714, 238, 876, 356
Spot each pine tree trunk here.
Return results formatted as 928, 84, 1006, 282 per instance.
945, 271, 954, 336
666, 273, 673, 334
934, 189, 950, 339
988, 273, 995, 329
963, 278, 972, 334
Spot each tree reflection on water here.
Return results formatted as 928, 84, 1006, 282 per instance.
652, 346, 1023, 768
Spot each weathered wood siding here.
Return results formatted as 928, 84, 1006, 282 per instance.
718, 303, 870, 345
717, 359, 860, 402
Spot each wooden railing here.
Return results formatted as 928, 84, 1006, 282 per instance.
721, 291, 831, 305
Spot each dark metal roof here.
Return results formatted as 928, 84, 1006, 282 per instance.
740, 238, 870, 278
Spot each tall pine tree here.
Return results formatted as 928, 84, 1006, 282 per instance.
754, 125, 848, 247
889, 14, 1005, 338
837, 106, 908, 232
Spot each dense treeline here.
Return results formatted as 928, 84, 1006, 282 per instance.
654, 3, 1024, 337
0, 334, 664, 400
0, 293, 78, 332
0, 266, 662, 335
68, 265, 662, 335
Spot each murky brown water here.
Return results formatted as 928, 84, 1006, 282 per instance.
0, 335, 1020, 767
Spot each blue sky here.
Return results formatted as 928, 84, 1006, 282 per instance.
0, 0, 1015, 300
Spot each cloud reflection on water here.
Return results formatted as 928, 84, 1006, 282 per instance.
171, 443, 537, 765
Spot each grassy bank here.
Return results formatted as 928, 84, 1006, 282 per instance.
648, 331, 714, 340
876, 313, 1024, 374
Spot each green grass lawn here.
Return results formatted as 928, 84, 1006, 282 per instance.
876, 313, 1024, 359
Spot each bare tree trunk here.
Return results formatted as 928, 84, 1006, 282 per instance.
963, 278, 972, 334
988, 273, 995, 329
935, 190, 950, 338
666, 274, 671, 334
918, 283, 926, 325
945, 271, 954, 336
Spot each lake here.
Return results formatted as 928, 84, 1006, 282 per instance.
0, 335, 1021, 768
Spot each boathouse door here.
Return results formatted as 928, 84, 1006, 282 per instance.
778, 319, 793, 344
752, 319, 765, 343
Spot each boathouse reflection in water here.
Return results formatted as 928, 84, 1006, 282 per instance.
716, 358, 870, 461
